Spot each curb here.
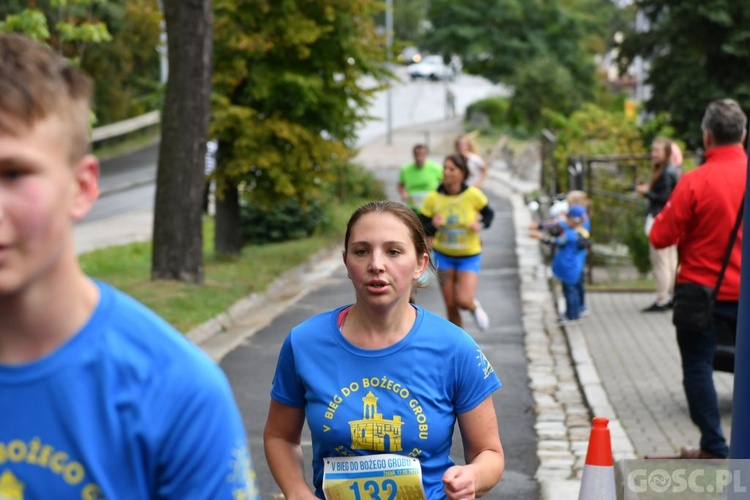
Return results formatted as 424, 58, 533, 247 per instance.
486, 168, 637, 499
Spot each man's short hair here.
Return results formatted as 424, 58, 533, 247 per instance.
0, 33, 93, 161
413, 143, 428, 154
701, 99, 747, 146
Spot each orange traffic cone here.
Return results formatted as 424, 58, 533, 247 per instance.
578, 417, 616, 500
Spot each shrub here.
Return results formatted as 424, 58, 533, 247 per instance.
239, 161, 387, 245
332, 161, 388, 201
623, 221, 651, 276
465, 97, 510, 128
240, 198, 330, 244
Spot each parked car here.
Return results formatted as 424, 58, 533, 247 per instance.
407, 55, 454, 81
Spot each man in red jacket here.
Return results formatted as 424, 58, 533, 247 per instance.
650, 98, 747, 459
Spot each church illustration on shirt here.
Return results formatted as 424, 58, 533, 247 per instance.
349, 391, 403, 452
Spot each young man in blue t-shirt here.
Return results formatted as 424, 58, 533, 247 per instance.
0, 33, 259, 498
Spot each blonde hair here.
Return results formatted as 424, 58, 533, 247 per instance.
0, 33, 93, 162
455, 134, 479, 155
566, 190, 591, 214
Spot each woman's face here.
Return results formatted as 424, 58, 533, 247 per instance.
443, 158, 465, 186
651, 142, 668, 165
456, 137, 468, 154
343, 212, 427, 307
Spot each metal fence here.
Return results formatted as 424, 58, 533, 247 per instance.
90, 110, 161, 153
538, 130, 670, 286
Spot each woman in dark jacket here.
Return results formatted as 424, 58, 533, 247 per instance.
636, 137, 680, 312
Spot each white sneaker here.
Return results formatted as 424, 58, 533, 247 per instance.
579, 307, 590, 317
472, 300, 490, 331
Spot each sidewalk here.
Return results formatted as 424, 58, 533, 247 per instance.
72, 119, 733, 499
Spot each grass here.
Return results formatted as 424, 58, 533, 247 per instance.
587, 278, 656, 292
79, 199, 361, 334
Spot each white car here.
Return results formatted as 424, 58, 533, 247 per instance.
407, 55, 454, 81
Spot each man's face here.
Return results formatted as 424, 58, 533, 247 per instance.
0, 116, 98, 296
413, 147, 427, 167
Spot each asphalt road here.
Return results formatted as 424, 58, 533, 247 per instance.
221, 167, 540, 499
78, 69, 535, 497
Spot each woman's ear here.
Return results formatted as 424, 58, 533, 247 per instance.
414, 252, 429, 279
70, 154, 100, 221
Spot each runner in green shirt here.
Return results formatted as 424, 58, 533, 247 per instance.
398, 144, 443, 212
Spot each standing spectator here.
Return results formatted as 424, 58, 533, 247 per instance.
446, 87, 456, 119
419, 154, 495, 331
529, 205, 590, 323
650, 98, 747, 459
263, 201, 505, 498
0, 33, 259, 498
455, 135, 489, 189
397, 143, 443, 212
636, 137, 680, 312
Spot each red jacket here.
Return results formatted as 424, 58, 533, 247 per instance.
649, 144, 746, 301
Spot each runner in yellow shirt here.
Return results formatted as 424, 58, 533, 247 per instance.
419, 154, 495, 331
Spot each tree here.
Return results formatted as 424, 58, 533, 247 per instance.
617, 1, 750, 149
1, 1, 161, 125
0, 0, 112, 58
210, 0, 389, 255
421, 0, 619, 128
81, 1, 162, 123
150, 0, 212, 283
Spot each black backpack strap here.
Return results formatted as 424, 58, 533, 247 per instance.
713, 194, 744, 298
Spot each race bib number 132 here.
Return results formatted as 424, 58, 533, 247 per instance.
322, 454, 426, 500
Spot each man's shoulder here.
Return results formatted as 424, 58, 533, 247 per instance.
97, 282, 216, 369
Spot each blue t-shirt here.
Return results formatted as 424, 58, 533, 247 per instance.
0, 281, 259, 499
551, 227, 590, 284
270, 305, 502, 499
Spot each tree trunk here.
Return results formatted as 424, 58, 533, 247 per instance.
214, 168, 243, 256
151, 0, 213, 283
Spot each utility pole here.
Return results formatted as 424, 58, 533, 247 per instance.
385, 0, 393, 145
156, 0, 168, 85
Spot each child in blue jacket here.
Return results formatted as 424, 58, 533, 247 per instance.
530, 205, 590, 321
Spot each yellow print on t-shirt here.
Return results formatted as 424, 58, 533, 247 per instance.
321, 376, 430, 455
0, 438, 103, 498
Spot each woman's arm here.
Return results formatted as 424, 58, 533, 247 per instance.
442, 396, 504, 499
263, 400, 318, 499
474, 160, 489, 189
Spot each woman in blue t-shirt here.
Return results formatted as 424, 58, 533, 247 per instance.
263, 200, 504, 499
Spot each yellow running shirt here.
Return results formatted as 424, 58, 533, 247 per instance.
421, 186, 488, 256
